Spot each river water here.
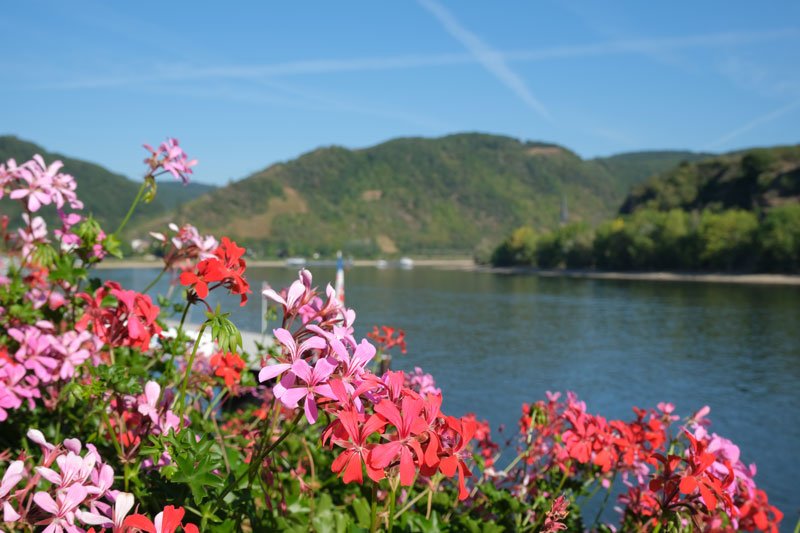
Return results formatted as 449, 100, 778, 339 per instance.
106, 266, 800, 525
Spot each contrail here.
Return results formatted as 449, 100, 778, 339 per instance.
417, 0, 552, 121
705, 99, 800, 150
40, 29, 799, 90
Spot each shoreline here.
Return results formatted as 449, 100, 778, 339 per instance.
94, 259, 800, 286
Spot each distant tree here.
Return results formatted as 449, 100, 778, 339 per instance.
759, 204, 800, 272
697, 210, 758, 271
491, 226, 538, 266
535, 223, 594, 268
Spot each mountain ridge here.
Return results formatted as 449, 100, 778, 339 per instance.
132, 132, 709, 257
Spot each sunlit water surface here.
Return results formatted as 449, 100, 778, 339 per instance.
105, 266, 800, 525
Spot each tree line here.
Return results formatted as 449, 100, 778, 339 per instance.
489, 204, 800, 273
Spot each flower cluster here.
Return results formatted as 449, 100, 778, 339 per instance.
1, 430, 199, 532
2, 430, 120, 531
1, 326, 102, 419
112, 381, 183, 452
179, 237, 250, 305
367, 325, 407, 354
209, 352, 245, 388
77, 282, 162, 352
1, 155, 82, 212
150, 223, 218, 272
488, 392, 783, 531
259, 270, 482, 499
143, 138, 197, 184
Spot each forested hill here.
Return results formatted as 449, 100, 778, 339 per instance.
620, 145, 800, 214
139, 133, 704, 257
0, 136, 215, 228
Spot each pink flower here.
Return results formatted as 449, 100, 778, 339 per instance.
136, 381, 181, 434
277, 358, 338, 424
262, 269, 314, 312
33, 484, 88, 533
405, 367, 441, 396
143, 138, 197, 184
8, 161, 54, 212
17, 214, 49, 259
0, 460, 25, 523
35, 450, 96, 488
109, 492, 135, 530
258, 328, 326, 384
138, 381, 163, 423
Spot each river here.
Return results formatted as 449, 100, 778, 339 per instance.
105, 266, 800, 526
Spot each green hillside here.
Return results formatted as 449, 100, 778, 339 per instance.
0, 136, 214, 229
596, 150, 712, 196
620, 145, 800, 214
138, 133, 702, 257
491, 144, 800, 272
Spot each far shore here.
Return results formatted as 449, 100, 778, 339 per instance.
94, 258, 800, 286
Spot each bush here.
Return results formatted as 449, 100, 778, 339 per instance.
759, 204, 800, 272
697, 210, 759, 271
490, 226, 538, 266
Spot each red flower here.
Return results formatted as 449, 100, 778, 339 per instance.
210, 351, 246, 387
76, 281, 161, 351
180, 237, 250, 305
367, 325, 407, 354
123, 505, 198, 533
370, 397, 427, 486
437, 415, 476, 500
738, 488, 783, 533
330, 408, 386, 484
679, 431, 734, 512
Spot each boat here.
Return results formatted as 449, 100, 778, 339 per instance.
398, 257, 414, 269
285, 257, 307, 267
376, 259, 388, 269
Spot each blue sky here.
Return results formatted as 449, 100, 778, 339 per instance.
2, 1, 799, 185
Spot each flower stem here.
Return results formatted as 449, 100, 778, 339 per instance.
592, 472, 617, 528
370, 482, 379, 533
177, 321, 208, 425
113, 180, 148, 237
215, 410, 304, 507
394, 487, 430, 519
142, 266, 167, 294
387, 483, 398, 533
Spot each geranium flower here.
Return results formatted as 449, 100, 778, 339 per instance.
123, 504, 199, 533
277, 358, 338, 424
438, 415, 477, 500
33, 484, 89, 533
330, 408, 386, 484
210, 351, 245, 387
258, 328, 326, 384
143, 138, 197, 184
0, 460, 24, 522
370, 396, 427, 486
180, 237, 250, 305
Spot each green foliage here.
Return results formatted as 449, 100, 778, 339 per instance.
205, 306, 243, 354
494, 206, 799, 273
621, 145, 800, 214
491, 226, 538, 266
758, 204, 800, 272
535, 222, 594, 268
697, 210, 758, 270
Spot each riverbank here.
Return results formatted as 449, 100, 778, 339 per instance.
95, 258, 800, 286
480, 266, 800, 286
